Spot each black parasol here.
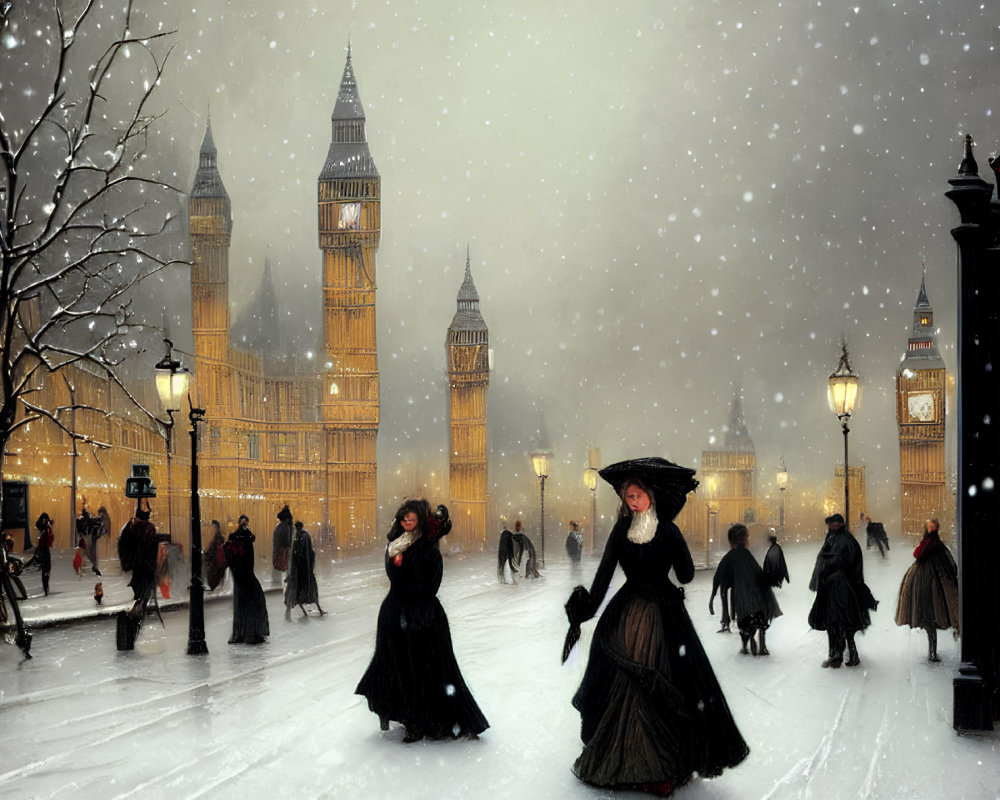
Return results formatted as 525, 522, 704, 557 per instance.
598, 456, 699, 521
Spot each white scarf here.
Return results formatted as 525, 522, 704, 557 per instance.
387, 530, 418, 559
627, 507, 659, 544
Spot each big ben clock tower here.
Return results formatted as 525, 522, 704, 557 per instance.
446, 249, 490, 550
318, 46, 380, 549
896, 275, 948, 537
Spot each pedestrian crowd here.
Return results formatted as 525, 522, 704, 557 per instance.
0, 455, 959, 799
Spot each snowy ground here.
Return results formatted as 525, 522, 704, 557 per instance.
1, 538, 998, 800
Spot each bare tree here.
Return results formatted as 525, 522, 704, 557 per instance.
0, 1, 182, 656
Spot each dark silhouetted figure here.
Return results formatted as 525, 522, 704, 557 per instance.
808, 513, 878, 668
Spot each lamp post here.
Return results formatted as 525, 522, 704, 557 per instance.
776, 458, 788, 536
154, 340, 187, 538
703, 473, 718, 568
154, 342, 207, 656
531, 449, 551, 568
185, 400, 208, 655
584, 466, 598, 555
828, 338, 860, 525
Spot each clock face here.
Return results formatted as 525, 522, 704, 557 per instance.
338, 202, 361, 230
907, 392, 935, 422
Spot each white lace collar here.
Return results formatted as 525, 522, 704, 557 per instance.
627, 507, 659, 544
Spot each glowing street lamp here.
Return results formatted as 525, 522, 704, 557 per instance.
154, 339, 189, 538
828, 338, 860, 525
584, 466, 599, 555
531, 449, 552, 568
154, 340, 206, 656
703, 472, 719, 568
776, 458, 788, 536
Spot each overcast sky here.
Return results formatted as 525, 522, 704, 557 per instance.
135, 0, 998, 531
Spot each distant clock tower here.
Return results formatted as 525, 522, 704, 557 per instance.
446, 249, 490, 550
318, 46, 380, 549
896, 275, 948, 537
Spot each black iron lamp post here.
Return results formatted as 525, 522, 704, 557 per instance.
946, 134, 1000, 732
776, 458, 788, 536
828, 339, 860, 525
583, 466, 598, 556
154, 340, 187, 538
703, 473, 718, 568
154, 344, 207, 656
531, 449, 551, 568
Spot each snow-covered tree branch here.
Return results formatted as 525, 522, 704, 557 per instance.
0, 0, 181, 456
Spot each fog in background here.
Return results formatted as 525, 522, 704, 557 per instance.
136, 0, 997, 533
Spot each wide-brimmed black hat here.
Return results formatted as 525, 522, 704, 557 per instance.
598, 457, 699, 520
825, 513, 845, 526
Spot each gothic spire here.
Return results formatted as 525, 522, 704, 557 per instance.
320, 46, 379, 180
449, 246, 487, 333
191, 118, 230, 200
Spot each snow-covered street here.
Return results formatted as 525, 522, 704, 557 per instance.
2, 538, 998, 800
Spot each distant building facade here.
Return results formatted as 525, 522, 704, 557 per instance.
187, 50, 379, 552
700, 389, 757, 529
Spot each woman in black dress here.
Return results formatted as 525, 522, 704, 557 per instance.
563, 458, 748, 796
27, 513, 54, 596
356, 499, 488, 743
225, 515, 270, 645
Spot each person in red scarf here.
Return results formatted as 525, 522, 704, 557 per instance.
895, 518, 958, 662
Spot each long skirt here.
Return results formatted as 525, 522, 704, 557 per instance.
356, 589, 489, 738
229, 571, 270, 644
573, 589, 748, 789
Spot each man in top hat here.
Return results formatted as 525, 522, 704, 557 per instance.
807, 512, 878, 668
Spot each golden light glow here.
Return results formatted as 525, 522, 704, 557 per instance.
531, 450, 551, 478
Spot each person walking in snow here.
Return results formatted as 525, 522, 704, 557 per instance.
808, 513, 878, 668
895, 518, 958, 662
762, 530, 790, 588
565, 520, 584, 567
225, 514, 270, 645
356, 499, 488, 742
710, 524, 782, 656
562, 458, 748, 796
284, 520, 326, 618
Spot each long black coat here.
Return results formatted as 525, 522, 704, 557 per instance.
808, 529, 877, 633
284, 527, 320, 607
710, 547, 781, 629
356, 532, 488, 738
763, 542, 790, 587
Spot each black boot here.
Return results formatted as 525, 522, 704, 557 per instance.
758, 628, 769, 656
845, 635, 861, 667
739, 632, 750, 654
822, 631, 843, 668
927, 627, 940, 662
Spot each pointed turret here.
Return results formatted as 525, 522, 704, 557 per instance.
232, 257, 281, 356
450, 246, 488, 333
191, 120, 232, 228
723, 387, 755, 452
900, 273, 944, 369
319, 47, 379, 180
